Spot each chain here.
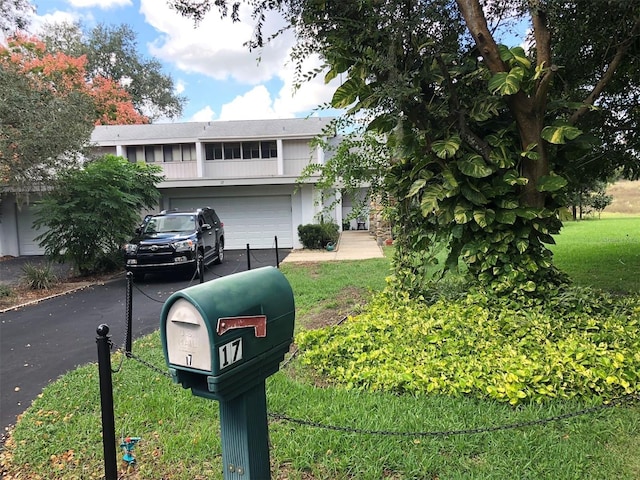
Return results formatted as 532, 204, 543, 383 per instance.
268, 393, 640, 437
109, 338, 172, 378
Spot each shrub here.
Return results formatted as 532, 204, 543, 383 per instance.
296, 287, 640, 405
297, 222, 339, 249
0, 283, 14, 298
21, 263, 58, 290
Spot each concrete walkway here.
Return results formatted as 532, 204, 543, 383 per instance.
281, 230, 384, 262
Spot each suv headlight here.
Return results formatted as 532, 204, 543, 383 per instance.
173, 239, 196, 252
123, 243, 138, 254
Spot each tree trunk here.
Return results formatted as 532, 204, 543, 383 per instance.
456, 0, 551, 209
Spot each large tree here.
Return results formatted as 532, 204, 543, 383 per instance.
0, 34, 148, 193
172, 0, 639, 297
40, 22, 185, 122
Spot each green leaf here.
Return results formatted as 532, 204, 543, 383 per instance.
420, 184, 444, 214
431, 135, 461, 159
407, 179, 426, 198
469, 98, 499, 122
441, 168, 459, 188
541, 124, 583, 144
331, 77, 363, 108
498, 45, 531, 68
503, 170, 527, 186
473, 209, 495, 228
458, 154, 493, 178
516, 238, 529, 253
488, 67, 525, 95
537, 174, 568, 192
454, 203, 473, 224
461, 184, 489, 205
495, 209, 517, 225
489, 146, 516, 168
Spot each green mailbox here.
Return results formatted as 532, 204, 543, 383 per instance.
160, 266, 295, 401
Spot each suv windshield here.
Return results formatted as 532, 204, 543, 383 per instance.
143, 215, 196, 234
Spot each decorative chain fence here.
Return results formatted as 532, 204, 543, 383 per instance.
108, 332, 640, 439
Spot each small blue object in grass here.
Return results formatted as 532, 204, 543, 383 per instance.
326, 242, 335, 251
120, 436, 141, 466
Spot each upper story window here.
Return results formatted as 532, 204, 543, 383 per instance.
126, 143, 197, 163
126, 146, 138, 162
224, 142, 242, 159
261, 141, 277, 158
204, 141, 278, 160
145, 146, 155, 163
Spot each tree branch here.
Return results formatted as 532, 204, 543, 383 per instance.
455, 0, 506, 73
569, 16, 640, 125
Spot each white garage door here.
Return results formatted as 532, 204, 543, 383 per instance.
169, 196, 293, 249
17, 204, 46, 255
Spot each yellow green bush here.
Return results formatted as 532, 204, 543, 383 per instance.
296, 288, 640, 405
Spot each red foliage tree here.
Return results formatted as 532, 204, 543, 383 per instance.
1, 33, 148, 125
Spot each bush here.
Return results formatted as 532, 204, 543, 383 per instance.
21, 263, 57, 290
296, 287, 640, 405
297, 222, 339, 249
0, 283, 14, 298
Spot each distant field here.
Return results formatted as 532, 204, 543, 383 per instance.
605, 180, 640, 215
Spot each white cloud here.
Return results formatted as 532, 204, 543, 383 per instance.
190, 105, 216, 122
140, 0, 291, 85
68, 0, 132, 8
29, 9, 86, 36
219, 86, 278, 120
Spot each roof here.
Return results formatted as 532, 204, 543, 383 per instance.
91, 117, 335, 145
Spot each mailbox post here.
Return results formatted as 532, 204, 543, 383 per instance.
160, 266, 295, 479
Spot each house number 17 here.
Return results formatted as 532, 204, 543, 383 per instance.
218, 338, 243, 369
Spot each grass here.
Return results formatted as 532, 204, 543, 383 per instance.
1, 218, 639, 479
551, 216, 640, 293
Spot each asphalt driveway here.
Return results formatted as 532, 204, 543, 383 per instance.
0, 248, 289, 444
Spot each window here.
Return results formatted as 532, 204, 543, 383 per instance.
224, 142, 242, 159
242, 142, 261, 159
205, 143, 223, 160
163, 145, 174, 162
204, 141, 278, 160
181, 143, 196, 161
261, 141, 278, 158
144, 146, 155, 163
126, 146, 138, 162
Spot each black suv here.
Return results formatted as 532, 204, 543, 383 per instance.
123, 207, 224, 280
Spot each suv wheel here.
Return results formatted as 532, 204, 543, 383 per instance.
214, 241, 224, 264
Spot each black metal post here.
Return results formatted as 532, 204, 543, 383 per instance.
246, 244, 251, 270
96, 324, 118, 480
274, 236, 279, 268
199, 254, 205, 284
125, 272, 133, 355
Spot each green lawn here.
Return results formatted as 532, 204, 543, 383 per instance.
1, 218, 638, 479
551, 216, 640, 293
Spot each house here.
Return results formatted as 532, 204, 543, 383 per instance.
0, 117, 368, 256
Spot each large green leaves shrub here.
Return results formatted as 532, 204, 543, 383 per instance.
296, 289, 640, 405
33, 155, 163, 275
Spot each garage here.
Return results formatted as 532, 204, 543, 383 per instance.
16, 204, 46, 256
169, 195, 293, 250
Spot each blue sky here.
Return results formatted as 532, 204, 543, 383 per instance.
32, 0, 340, 122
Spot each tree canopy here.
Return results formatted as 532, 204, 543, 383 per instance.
0, 34, 148, 193
40, 22, 186, 122
174, 0, 640, 298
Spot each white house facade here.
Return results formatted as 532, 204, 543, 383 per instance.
0, 117, 365, 256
